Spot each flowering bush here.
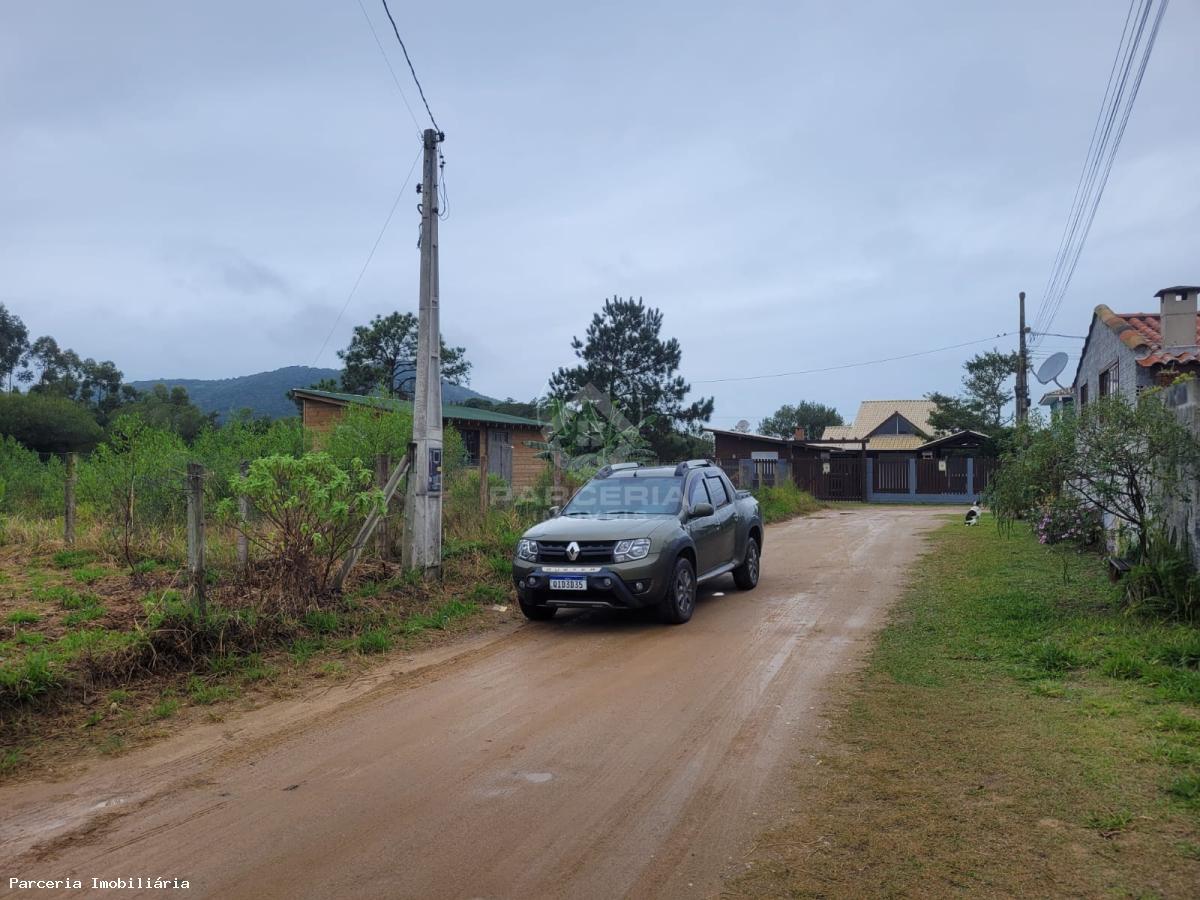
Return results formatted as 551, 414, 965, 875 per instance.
1034, 499, 1101, 546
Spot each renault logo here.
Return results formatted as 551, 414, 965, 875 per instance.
566, 541, 580, 561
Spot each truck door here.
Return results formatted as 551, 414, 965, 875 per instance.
685, 474, 720, 575
704, 474, 738, 568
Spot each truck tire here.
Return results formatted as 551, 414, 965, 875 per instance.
519, 598, 557, 621
733, 536, 760, 590
658, 556, 697, 624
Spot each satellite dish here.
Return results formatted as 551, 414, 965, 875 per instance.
734, 419, 751, 433
1035, 352, 1069, 387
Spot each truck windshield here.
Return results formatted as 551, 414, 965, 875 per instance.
563, 477, 683, 517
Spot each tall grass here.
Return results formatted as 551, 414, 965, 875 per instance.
753, 481, 821, 524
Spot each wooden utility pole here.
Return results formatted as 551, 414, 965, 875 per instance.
186, 463, 206, 618
404, 128, 445, 577
1016, 291, 1030, 423
64, 452, 77, 546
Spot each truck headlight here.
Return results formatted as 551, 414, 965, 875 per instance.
613, 538, 651, 562
516, 539, 539, 561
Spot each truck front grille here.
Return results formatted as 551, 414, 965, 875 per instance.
538, 541, 616, 564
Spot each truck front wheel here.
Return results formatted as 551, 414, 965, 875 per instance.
733, 537, 760, 590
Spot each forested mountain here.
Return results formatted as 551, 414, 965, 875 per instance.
128, 366, 489, 420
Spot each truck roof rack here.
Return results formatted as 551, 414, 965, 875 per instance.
595, 462, 642, 479
673, 459, 714, 476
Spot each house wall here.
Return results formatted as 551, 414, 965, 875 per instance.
712, 433, 790, 459
301, 397, 344, 433
299, 397, 546, 490
1163, 378, 1200, 564
1074, 316, 1154, 405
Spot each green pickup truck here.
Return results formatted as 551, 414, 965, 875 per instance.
512, 460, 763, 624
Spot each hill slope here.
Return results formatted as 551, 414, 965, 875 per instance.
128, 366, 490, 420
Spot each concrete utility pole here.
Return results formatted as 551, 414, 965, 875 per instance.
1016, 290, 1030, 424
404, 128, 444, 576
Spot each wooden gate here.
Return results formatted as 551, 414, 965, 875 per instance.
487, 429, 512, 483
794, 458, 864, 500
873, 459, 908, 494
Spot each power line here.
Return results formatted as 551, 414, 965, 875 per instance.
692, 333, 1016, 385
379, 0, 441, 133
311, 146, 423, 367
353, 0, 423, 137
1031, 0, 1169, 346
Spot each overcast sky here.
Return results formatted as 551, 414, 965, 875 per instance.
2, 1, 1197, 429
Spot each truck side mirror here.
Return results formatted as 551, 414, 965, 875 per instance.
690, 502, 714, 519
547, 505, 561, 518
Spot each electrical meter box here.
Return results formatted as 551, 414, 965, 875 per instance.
428, 447, 442, 494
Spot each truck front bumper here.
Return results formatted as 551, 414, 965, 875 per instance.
512, 563, 662, 610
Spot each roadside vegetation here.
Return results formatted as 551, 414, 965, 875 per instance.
753, 481, 822, 524
0, 405, 547, 780
731, 522, 1200, 898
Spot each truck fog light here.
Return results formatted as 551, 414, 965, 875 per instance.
635, 581, 644, 592
527, 576, 539, 587
601, 577, 612, 588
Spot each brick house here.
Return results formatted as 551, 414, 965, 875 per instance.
291, 388, 548, 490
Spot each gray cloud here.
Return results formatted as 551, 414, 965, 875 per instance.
1, 0, 1196, 427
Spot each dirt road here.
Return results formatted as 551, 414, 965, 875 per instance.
1, 506, 949, 899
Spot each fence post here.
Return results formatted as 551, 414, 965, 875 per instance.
186, 463, 206, 618
64, 452, 78, 546
236, 460, 250, 571
479, 434, 490, 516
966, 457, 975, 500
375, 453, 392, 560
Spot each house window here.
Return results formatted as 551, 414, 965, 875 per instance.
1079, 384, 1089, 408
1099, 363, 1118, 398
462, 428, 481, 466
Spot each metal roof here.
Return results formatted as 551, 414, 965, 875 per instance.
291, 388, 545, 428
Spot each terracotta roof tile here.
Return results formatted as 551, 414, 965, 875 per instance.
1093, 305, 1200, 367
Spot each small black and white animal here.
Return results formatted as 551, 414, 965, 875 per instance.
964, 500, 981, 526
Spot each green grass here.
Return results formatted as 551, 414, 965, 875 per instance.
356, 628, 393, 654
400, 599, 476, 635
0, 748, 25, 775
752, 482, 821, 524
730, 522, 1200, 899
186, 676, 234, 705
70, 565, 107, 584
51, 549, 96, 568
301, 609, 340, 634
63, 603, 106, 626
5, 610, 39, 625
151, 698, 179, 719
33, 585, 99, 610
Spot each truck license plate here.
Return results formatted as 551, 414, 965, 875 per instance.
549, 576, 587, 591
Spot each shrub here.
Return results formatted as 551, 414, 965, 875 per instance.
220, 453, 383, 608
754, 481, 821, 524
1033, 498, 1102, 546
1123, 529, 1200, 623
0, 436, 65, 516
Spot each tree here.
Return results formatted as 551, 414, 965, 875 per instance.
928, 349, 1021, 437
0, 303, 29, 390
758, 402, 844, 440
548, 297, 713, 460
123, 384, 216, 443
18, 335, 131, 422
988, 389, 1200, 560
0, 392, 104, 453
338, 312, 471, 397
528, 395, 655, 475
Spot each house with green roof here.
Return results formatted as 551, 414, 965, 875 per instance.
291, 388, 548, 490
